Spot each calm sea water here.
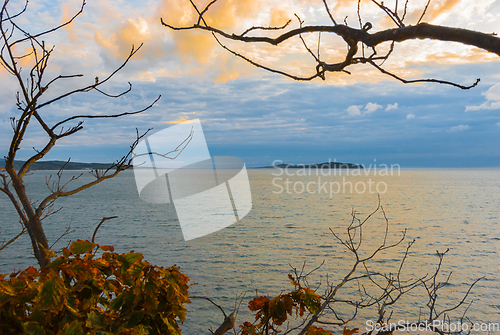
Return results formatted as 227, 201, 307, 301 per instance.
0, 168, 499, 333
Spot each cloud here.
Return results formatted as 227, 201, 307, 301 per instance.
61, 4, 84, 45
270, 8, 291, 26
466, 101, 500, 112
167, 116, 195, 124
157, 0, 263, 64
448, 124, 470, 132
347, 105, 363, 116
403, 0, 461, 23
422, 0, 462, 21
424, 49, 499, 65
406, 113, 415, 119
364, 102, 383, 114
95, 17, 157, 60
496, 122, 500, 129
465, 83, 500, 111
149, 0, 500, 86
386, 103, 399, 111
9, 0, 499, 89
483, 82, 500, 101
347, 102, 383, 116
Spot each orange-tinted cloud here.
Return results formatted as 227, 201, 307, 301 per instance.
10, 44, 35, 70
424, 49, 500, 64
423, 0, 461, 21
61, 4, 82, 44
332, 0, 358, 12
213, 53, 255, 83
158, 0, 263, 30
154, 0, 496, 85
331, 0, 462, 27
402, 0, 462, 24
167, 115, 196, 123
157, 0, 267, 66
174, 31, 217, 64
270, 8, 291, 26
95, 17, 156, 59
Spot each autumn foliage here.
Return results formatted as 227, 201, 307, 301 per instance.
0, 240, 190, 335
240, 273, 328, 334
239, 272, 366, 335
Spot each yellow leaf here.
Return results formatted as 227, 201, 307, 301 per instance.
343, 326, 359, 335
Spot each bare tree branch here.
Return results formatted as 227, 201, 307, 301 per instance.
0, 0, 161, 268
230, 198, 484, 335
191, 295, 236, 335
9, 0, 86, 47
51, 95, 161, 132
92, 216, 118, 243
162, 0, 500, 88
36, 43, 145, 110
417, 0, 433, 25
0, 226, 26, 252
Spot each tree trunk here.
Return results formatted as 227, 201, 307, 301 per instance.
6, 164, 50, 268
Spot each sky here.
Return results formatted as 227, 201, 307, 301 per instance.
1, 0, 500, 167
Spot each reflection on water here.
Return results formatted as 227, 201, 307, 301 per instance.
0, 168, 499, 333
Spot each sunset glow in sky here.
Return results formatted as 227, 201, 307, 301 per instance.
1, 0, 499, 167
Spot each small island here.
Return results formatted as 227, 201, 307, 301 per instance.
256, 161, 364, 169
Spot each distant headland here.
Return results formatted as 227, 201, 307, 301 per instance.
1, 160, 113, 171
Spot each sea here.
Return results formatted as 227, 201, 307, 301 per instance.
0, 167, 499, 334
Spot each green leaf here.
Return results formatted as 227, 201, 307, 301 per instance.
38, 276, 65, 310
86, 310, 106, 329
127, 263, 145, 279
132, 325, 151, 335
23, 323, 46, 335
69, 240, 95, 255
121, 252, 143, 265
48, 258, 67, 268
65, 295, 79, 316
303, 289, 321, 314
0, 281, 15, 296
29, 307, 46, 324
127, 310, 145, 328
110, 292, 126, 311
59, 320, 84, 335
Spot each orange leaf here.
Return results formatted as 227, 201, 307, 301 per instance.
99, 244, 115, 252
248, 296, 269, 311
343, 326, 359, 335
306, 326, 333, 335
288, 273, 299, 286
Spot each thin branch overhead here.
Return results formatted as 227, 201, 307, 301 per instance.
162, 0, 500, 88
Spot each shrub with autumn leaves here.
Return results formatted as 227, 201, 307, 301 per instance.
239, 274, 349, 335
0, 240, 190, 335
0, 204, 474, 335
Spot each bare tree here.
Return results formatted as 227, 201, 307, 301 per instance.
0, 0, 159, 268
162, 0, 500, 89
203, 199, 483, 335
289, 200, 483, 335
